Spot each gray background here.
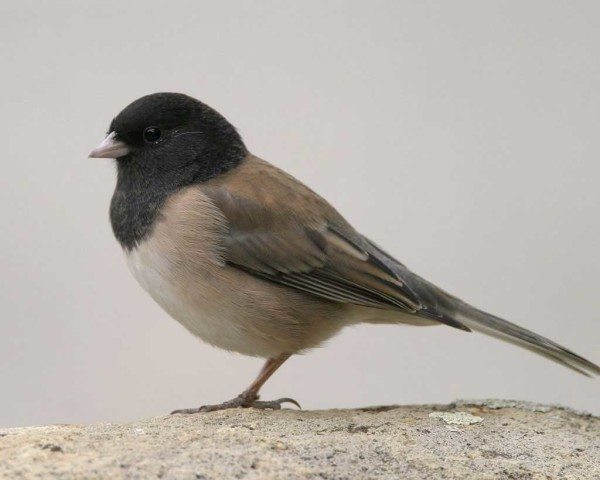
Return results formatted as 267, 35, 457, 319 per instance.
1, 1, 598, 428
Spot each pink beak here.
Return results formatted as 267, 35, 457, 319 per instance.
88, 132, 131, 159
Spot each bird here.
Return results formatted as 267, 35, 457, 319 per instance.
89, 92, 599, 413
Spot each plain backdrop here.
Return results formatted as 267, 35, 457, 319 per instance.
1, 1, 598, 428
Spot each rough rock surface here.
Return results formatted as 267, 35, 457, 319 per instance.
1, 400, 598, 479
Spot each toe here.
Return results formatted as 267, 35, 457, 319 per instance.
170, 407, 201, 415
251, 400, 282, 410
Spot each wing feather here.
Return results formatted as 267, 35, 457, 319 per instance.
200, 156, 469, 330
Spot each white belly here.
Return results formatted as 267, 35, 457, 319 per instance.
125, 238, 268, 356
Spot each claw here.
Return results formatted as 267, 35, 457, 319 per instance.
276, 397, 302, 409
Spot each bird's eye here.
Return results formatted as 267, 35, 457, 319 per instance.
143, 127, 161, 143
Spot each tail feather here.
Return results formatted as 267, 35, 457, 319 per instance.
363, 241, 599, 376
453, 303, 600, 377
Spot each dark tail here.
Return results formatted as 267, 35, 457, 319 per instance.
450, 301, 600, 376
362, 237, 599, 376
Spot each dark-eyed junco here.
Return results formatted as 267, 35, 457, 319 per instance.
90, 93, 599, 413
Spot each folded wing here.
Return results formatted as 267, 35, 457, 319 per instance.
202, 157, 469, 330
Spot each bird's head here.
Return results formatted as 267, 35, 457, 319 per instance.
89, 92, 246, 186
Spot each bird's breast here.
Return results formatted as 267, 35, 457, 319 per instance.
123, 185, 255, 351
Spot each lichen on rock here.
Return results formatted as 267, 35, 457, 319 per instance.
428, 411, 484, 425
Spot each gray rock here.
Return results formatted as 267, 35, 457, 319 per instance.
1, 400, 598, 479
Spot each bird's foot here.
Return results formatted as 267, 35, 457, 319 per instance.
170, 393, 301, 414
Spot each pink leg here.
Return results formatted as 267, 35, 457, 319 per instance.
171, 353, 300, 414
